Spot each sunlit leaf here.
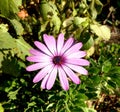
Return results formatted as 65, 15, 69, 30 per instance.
86, 46, 95, 57
81, 107, 97, 112
15, 36, 31, 60
0, 23, 8, 33
90, 24, 111, 43
7, 87, 21, 100
13, 0, 22, 7
102, 60, 112, 73
80, 32, 94, 50
40, 0, 58, 21
10, 19, 24, 36
0, 0, 19, 18
63, 17, 73, 28
0, 103, 4, 112
51, 15, 61, 33
40, 0, 61, 33
83, 37, 94, 50
89, 0, 103, 19
0, 32, 16, 49
28, 102, 36, 107
73, 17, 88, 27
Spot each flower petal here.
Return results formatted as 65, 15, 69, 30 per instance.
26, 62, 49, 71
61, 37, 74, 54
66, 59, 90, 66
43, 34, 57, 55
64, 42, 83, 56
34, 41, 52, 56
65, 63, 88, 75
26, 54, 51, 62
58, 67, 69, 90
29, 49, 42, 56
67, 51, 86, 59
62, 65, 80, 84
57, 33, 64, 54
46, 66, 58, 90
41, 74, 49, 89
33, 64, 54, 83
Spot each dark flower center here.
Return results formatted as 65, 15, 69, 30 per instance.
53, 56, 64, 65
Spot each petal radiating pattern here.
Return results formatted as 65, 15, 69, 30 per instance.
61, 37, 74, 54
64, 43, 83, 56
41, 74, 49, 89
66, 59, 90, 66
26, 62, 49, 71
43, 34, 57, 55
26, 33, 90, 90
34, 41, 52, 56
57, 33, 64, 54
65, 63, 88, 75
46, 66, 57, 90
67, 51, 86, 59
33, 64, 54, 83
26, 55, 51, 63
58, 67, 69, 90
62, 65, 80, 84
29, 49, 42, 56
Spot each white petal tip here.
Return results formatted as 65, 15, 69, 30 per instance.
83, 72, 88, 75
47, 86, 52, 90
33, 79, 38, 83
26, 67, 31, 72
75, 80, 81, 84
63, 87, 69, 91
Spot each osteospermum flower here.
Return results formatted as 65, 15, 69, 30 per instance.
26, 33, 90, 90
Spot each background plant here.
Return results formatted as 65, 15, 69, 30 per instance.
0, 0, 120, 112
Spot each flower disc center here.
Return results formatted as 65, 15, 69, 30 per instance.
53, 56, 64, 65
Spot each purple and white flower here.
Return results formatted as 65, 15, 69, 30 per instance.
26, 33, 90, 90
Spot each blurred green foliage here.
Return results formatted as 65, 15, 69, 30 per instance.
0, 0, 120, 111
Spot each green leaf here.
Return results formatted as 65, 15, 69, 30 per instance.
0, 34, 31, 72
102, 60, 112, 73
0, 0, 19, 18
107, 80, 116, 88
80, 32, 94, 50
40, 0, 61, 33
90, 24, 111, 43
28, 102, 36, 107
111, 76, 120, 87
15, 36, 31, 60
7, 87, 21, 100
0, 23, 8, 33
89, 0, 103, 19
0, 52, 4, 73
1, 55, 21, 77
89, 67, 100, 75
86, 46, 95, 57
110, 66, 120, 74
73, 17, 88, 28
0, 103, 4, 112
95, 0, 103, 14
91, 75, 101, 85
63, 17, 73, 28
108, 67, 120, 87
40, 0, 58, 21
13, 0, 22, 7
46, 103, 55, 110
0, 32, 16, 49
10, 19, 24, 36
51, 15, 61, 34
81, 107, 97, 112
